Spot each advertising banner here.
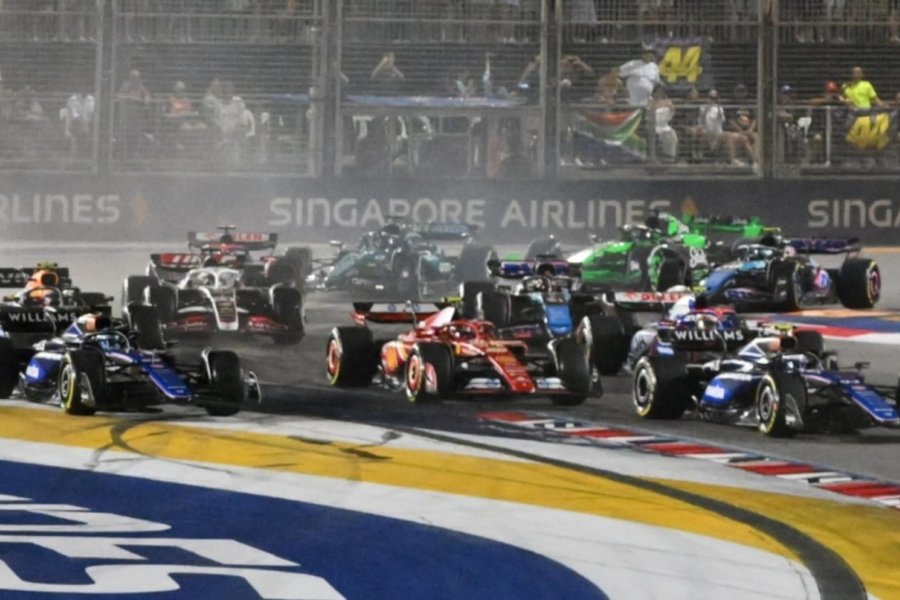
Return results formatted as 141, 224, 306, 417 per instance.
0, 173, 899, 245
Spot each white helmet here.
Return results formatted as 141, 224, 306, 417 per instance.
667, 294, 695, 319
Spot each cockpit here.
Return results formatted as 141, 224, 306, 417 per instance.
84, 330, 131, 353
183, 268, 241, 289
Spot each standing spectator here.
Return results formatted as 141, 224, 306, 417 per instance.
371, 52, 405, 95
649, 85, 678, 162
162, 80, 204, 154
619, 45, 660, 108
115, 69, 151, 160
842, 66, 883, 109
565, 0, 597, 42
62, 90, 94, 158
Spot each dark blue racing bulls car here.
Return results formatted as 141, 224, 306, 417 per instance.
0, 306, 258, 416
699, 236, 880, 312
632, 308, 899, 436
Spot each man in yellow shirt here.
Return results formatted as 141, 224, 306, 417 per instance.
842, 66, 883, 109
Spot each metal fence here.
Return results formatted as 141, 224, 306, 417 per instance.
1, 1, 900, 178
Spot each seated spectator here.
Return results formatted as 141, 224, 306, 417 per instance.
687, 89, 756, 167
594, 67, 625, 106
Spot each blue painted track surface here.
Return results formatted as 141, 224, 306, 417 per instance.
0, 460, 606, 599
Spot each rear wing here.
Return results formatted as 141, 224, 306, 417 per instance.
187, 230, 279, 251
488, 257, 570, 279
350, 302, 445, 326
413, 222, 476, 241
150, 253, 202, 271
0, 306, 89, 334
788, 237, 861, 255
611, 290, 694, 312
0, 267, 72, 289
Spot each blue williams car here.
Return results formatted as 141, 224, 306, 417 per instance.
632, 308, 899, 436
0, 306, 257, 416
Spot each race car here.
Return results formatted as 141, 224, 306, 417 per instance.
631, 308, 899, 436
0, 307, 258, 416
325, 303, 591, 405
144, 226, 313, 290
562, 211, 779, 293
698, 236, 880, 311
123, 266, 305, 344
0, 262, 113, 351
308, 220, 497, 300
459, 275, 633, 385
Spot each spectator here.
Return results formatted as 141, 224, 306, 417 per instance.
220, 90, 255, 168
162, 80, 204, 154
649, 85, 678, 162
595, 67, 625, 106
619, 44, 660, 108
728, 108, 758, 160
371, 52, 405, 94
62, 90, 94, 157
842, 66, 883, 109
519, 53, 593, 102
565, 0, 598, 42
689, 89, 756, 167
115, 69, 151, 160
453, 68, 476, 99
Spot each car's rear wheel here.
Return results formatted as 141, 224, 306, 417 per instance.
272, 287, 305, 345
123, 275, 157, 309
326, 327, 378, 387
59, 349, 105, 416
405, 343, 453, 404
632, 356, 691, 419
0, 338, 19, 399
203, 351, 243, 416
127, 304, 167, 350
838, 258, 880, 309
584, 313, 629, 376
479, 290, 511, 327
553, 338, 590, 406
655, 258, 686, 292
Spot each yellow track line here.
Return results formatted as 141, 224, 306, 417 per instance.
2, 406, 900, 597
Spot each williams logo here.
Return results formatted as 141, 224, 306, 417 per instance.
3, 310, 80, 324
672, 329, 746, 343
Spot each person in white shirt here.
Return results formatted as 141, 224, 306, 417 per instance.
619, 45, 660, 107
649, 86, 677, 161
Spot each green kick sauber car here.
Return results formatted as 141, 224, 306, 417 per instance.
519, 212, 778, 293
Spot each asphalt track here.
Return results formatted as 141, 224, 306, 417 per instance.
1, 243, 899, 599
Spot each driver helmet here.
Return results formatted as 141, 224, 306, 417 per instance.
667, 295, 695, 319
196, 271, 215, 287
448, 324, 475, 340
522, 276, 549, 293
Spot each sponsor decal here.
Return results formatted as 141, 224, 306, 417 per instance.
704, 384, 727, 399
0, 194, 120, 224
672, 329, 745, 343
725, 288, 770, 301
534, 377, 565, 390
465, 378, 503, 390
4, 310, 80, 324
808, 198, 900, 229
269, 197, 672, 231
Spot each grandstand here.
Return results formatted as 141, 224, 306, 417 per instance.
0, 1, 897, 179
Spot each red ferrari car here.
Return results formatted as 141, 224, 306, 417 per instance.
325, 304, 591, 405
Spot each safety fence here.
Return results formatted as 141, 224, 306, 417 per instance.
0, 1, 898, 179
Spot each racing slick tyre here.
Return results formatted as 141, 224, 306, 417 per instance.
264, 259, 297, 287
584, 314, 629, 376
632, 356, 691, 420
756, 372, 806, 437
326, 326, 378, 387
283, 246, 314, 285
793, 330, 824, 355
837, 258, 880, 309
655, 258, 687, 292
127, 304, 167, 351
272, 286, 305, 345
203, 351, 244, 417
552, 338, 591, 406
774, 260, 804, 312
0, 338, 19, 399
405, 343, 453, 404
122, 275, 157, 309
460, 281, 496, 319
457, 244, 497, 283
525, 237, 562, 261
147, 285, 178, 323
479, 290, 511, 327
58, 348, 106, 416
